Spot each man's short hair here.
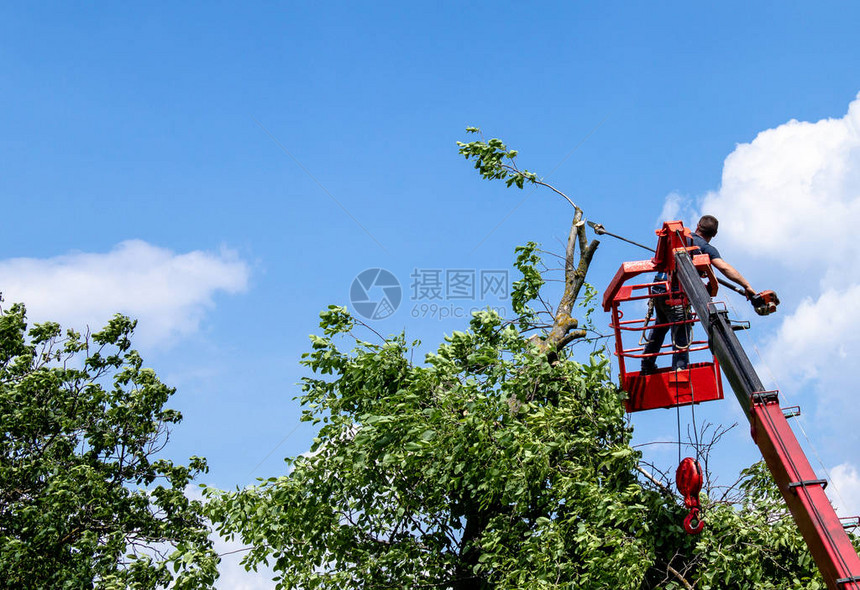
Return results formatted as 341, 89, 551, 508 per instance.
697, 215, 719, 239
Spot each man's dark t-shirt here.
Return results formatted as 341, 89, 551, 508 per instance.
689, 232, 721, 260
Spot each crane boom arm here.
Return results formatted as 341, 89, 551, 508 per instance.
675, 250, 860, 590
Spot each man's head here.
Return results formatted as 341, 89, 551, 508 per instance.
696, 215, 719, 239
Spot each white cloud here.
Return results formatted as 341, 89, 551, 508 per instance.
658, 193, 689, 223
700, 94, 860, 282
761, 285, 860, 384
184, 486, 277, 589
828, 462, 860, 518
0, 240, 250, 348
213, 534, 276, 590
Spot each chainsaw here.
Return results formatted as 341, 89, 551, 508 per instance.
717, 278, 779, 316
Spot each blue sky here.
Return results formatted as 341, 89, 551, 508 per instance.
3, 2, 860, 585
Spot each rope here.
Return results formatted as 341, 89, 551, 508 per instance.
588, 221, 656, 253
724, 296, 852, 517
721, 297, 858, 580
755, 381, 855, 578
676, 398, 682, 465
684, 302, 700, 461
689, 370, 700, 461
752, 341, 852, 516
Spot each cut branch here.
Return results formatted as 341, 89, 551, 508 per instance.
539, 208, 599, 354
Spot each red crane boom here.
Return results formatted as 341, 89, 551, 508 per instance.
603, 221, 860, 590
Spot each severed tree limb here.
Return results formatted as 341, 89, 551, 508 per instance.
539, 206, 599, 354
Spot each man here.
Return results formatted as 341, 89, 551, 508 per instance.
640, 215, 756, 374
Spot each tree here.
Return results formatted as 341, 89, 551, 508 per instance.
207, 303, 830, 588
206, 131, 833, 588
208, 304, 670, 588
0, 303, 217, 589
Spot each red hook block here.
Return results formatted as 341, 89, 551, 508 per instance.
676, 457, 704, 535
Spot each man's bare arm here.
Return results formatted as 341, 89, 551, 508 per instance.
712, 258, 756, 297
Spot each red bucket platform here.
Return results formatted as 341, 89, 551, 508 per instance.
602, 233, 724, 413
622, 361, 723, 412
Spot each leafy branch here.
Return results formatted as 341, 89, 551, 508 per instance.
457, 128, 577, 208
457, 128, 599, 356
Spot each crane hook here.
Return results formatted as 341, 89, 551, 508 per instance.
676, 457, 705, 535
